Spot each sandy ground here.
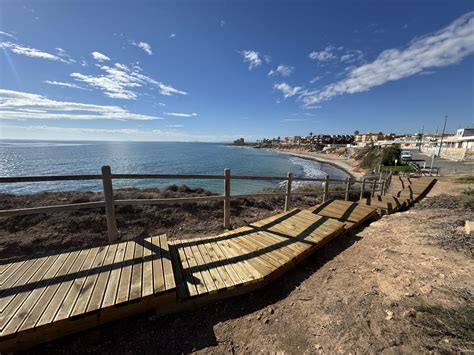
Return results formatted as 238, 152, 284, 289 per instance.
273, 148, 365, 179
21, 175, 473, 354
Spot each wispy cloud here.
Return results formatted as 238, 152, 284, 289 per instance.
44, 80, 88, 90
169, 33, 176, 38
71, 62, 187, 100
167, 124, 184, 128
273, 82, 303, 98
300, 12, 474, 107
0, 89, 162, 120
268, 65, 294, 77
0, 31, 16, 39
164, 112, 197, 117
240, 50, 262, 70
130, 41, 153, 55
220, 20, 226, 28
0, 41, 74, 63
91, 51, 110, 62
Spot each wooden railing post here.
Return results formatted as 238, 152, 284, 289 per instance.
360, 178, 366, 200
344, 177, 352, 201
323, 175, 330, 202
224, 168, 231, 229
284, 172, 292, 212
371, 179, 376, 197
101, 165, 118, 242
381, 180, 386, 195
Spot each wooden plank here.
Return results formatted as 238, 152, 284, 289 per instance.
142, 237, 154, 298
196, 242, 230, 289
207, 240, 245, 287
0, 256, 49, 313
174, 241, 198, 298
129, 240, 143, 301
86, 244, 118, 313
180, 242, 208, 295
101, 242, 127, 308
115, 241, 136, 305
159, 234, 175, 291
53, 247, 101, 321
168, 240, 189, 300
188, 243, 218, 294
18, 251, 80, 332
1, 253, 69, 336
70, 245, 109, 317
0, 261, 25, 284
37, 248, 91, 327
151, 236, 165, 294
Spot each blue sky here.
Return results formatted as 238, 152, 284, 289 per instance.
0, 0, 473, 142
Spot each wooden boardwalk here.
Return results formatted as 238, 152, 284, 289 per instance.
0, 179, 436, 351
170, 209, 345, 300
0, 235, 176, 351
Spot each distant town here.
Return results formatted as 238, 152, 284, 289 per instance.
234, 128, 474, 161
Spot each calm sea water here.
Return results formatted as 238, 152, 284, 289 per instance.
0, 140, 347, 195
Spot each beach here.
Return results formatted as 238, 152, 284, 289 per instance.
270, 148, 364, 179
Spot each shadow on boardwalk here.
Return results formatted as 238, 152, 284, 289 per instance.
31, 230, 363, 354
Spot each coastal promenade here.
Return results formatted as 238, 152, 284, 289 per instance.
0, 176, 437, 351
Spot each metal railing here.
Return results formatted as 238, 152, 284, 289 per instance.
0, 166, 390, 242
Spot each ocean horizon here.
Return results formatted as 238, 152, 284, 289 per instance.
0, 139, 348, 195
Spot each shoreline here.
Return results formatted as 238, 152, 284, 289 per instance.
270, 148, 364, 179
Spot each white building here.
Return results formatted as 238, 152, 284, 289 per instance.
455, 128, 474, 150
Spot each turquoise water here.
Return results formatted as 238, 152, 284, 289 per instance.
0, 140, 347, 195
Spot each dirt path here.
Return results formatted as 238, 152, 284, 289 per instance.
34, 181, 473, 354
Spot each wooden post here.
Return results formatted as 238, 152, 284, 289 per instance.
101, 165, 118, 242
344, 177, 352, 201
323, 175, 330, 202
381, 180, 386, 195
284, 172, 292, 212
224, 168, 231, 229
371, 179, 376, 197
360, 178, 366, 200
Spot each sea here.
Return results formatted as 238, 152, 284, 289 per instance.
0, 140, 348, 195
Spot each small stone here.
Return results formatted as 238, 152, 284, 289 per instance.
264, 318, 270, 324
315, 344, 322, 350
256, 314, 262, 321
268, 307, 275, 315
330, 267, 336, 272
385, 310, 394, 320
404, 292, 414, 297
465, 221, 474, 235
403, 309, 416, 318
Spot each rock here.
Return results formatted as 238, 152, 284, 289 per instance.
404, 292, 414, 297
402, 309, 416, 318
420, 284, 433, 294
256, 314, 262, 321
268, 307, 275, 315
465, 221, 473, 235
264, 318, 270, 324
385, 310, 394, 320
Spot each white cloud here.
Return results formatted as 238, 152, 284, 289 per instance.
131, 41, 153, 55
309, 46, 336, 62
268, 64, 294, 77
0, 41, 73, 63
240, 50, 262, 70
0, 89, 162, 120
44, 80, 87, 90
340, 49, 364, 63
273, 82, 303, 98
169, 33, 176, 38
71, 62, 187, 99
300, 12, 474, 107
167, 124, 184, 128
164, 112, 197, 117
0, 31, 16, 39
91, 51, 110, 62
220, 20, 226, 28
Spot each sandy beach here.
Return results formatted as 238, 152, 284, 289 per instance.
271, 148, 365, 179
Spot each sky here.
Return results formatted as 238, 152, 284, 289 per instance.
0, 0, 473, 142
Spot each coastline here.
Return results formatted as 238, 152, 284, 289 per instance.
270, 148, 364, 179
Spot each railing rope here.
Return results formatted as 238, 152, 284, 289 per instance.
223, 168, 231, 229
101, 165, 118, 242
